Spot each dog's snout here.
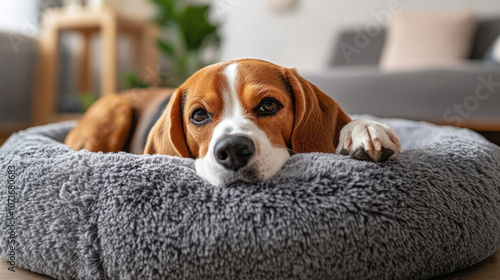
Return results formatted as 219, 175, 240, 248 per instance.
214, 136, 255, 171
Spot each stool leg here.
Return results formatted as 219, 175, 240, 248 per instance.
138, 26, 160, 86
130, 29, 142, 79
33, 23, 59, 124
78, 31, 93, 94
101, 14, 117, 95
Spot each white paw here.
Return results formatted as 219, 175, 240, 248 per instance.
336, 119, 402, 162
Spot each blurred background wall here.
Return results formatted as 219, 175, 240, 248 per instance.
2, 0, 500, 73
0, 0, 40, 34
219, 0, 500, 71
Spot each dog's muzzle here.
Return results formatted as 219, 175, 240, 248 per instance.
214, 136, 255, 171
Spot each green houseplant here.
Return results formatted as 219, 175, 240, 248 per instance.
149, 0, 220, 87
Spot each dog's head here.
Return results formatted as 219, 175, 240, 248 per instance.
145, 59, 350, 185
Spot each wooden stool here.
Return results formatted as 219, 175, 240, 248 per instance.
34, 7, 159, 124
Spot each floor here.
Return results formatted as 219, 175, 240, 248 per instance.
1, 249, 499, 279
0, 260, 53, 279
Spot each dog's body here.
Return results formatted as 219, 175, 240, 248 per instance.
66, 59, 401, 185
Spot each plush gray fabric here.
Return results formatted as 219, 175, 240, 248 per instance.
1, 116, 500, 280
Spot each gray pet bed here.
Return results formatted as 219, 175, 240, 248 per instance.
1, 116, 500, 280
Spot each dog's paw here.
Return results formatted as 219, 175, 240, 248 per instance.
336, 119, 402, 162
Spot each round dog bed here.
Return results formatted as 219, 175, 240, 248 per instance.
1, 116, 499, 280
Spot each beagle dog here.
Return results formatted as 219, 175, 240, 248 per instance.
65, 59, 401, 186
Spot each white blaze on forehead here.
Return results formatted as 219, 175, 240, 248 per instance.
194, 61, 290, 186
222, 63, 243, 118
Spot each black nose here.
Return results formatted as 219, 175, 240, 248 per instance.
214, 136, 255, 171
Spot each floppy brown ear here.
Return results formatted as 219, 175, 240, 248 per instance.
144, 88, 191, 157
285, 68, 351, 154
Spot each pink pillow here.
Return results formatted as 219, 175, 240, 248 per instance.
380, 9, 477, 71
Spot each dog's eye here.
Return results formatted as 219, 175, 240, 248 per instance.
254, 98, 283, 117
190, 108, 211, 126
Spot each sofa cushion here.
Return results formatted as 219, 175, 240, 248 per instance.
484, 35, 500, 63
380, 9, 477, 71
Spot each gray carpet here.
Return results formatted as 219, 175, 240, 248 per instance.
0, 116, 499, 280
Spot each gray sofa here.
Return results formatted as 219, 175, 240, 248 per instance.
303, 18, 500, 141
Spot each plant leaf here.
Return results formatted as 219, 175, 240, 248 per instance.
156, 38, 175, 57
177, 5, 218, 51
149, 0, 177, 26
119, 71, 150, 89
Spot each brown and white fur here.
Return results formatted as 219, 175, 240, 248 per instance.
65, 59, 401, 186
